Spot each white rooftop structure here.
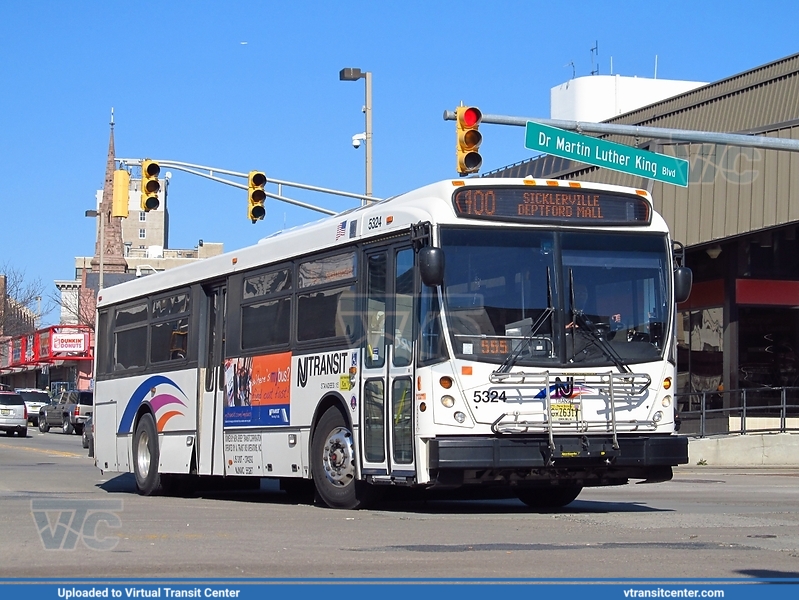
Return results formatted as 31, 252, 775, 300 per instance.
551, 74, 707, 123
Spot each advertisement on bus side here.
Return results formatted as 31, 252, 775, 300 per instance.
223, 352, 291, 427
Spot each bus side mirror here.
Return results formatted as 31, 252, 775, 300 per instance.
674, 267, 692, 304
419, 247, 445, 287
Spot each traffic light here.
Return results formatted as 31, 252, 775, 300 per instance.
455, 106, 483, 175
112, 169, 130, 218
248, 170, 266, 223
141, 159, 161, 211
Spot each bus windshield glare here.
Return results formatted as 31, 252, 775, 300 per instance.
440, 227, 670, 367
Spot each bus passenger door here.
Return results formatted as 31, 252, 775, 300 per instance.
360, 245, 416, 479
198, 282, 226, 476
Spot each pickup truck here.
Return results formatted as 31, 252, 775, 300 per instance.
38, 390, 93, 435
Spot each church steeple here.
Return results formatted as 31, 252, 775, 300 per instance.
90, 108, 127, 277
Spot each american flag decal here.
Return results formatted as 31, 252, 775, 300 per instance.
335, 220, 347, 240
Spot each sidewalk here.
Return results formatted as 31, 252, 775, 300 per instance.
686, 432, 799, 466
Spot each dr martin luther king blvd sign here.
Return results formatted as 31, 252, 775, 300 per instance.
525, 121, 689, 187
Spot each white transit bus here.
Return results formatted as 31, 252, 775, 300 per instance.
93, 177, 692, 509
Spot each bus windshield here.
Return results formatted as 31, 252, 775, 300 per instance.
440, 227, 670, 368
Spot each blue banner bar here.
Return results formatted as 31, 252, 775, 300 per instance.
3, 580, 799, 600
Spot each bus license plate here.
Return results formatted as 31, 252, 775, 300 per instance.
551, 403, 578, 421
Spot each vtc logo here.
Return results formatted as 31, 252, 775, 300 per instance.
31, 499, 122, 550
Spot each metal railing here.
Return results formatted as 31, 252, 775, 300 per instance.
675, 387, 799, 438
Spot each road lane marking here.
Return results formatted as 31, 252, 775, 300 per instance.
0, 442, 86, 458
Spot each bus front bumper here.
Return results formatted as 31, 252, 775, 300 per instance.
428, 434, 688, 471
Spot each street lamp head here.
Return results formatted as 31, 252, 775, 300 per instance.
339, 67, 364, 81
85, 210, 98, 218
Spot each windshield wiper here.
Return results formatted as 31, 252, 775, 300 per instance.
567, 269, 631, 374
496, 267, 554, 374
571, 312, 632, 374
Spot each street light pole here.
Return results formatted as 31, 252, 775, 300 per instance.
85, 210, 104, 290
364, 70, 372, 200
339, 67, 373, 204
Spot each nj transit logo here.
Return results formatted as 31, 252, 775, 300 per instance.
534, 377, 594, 399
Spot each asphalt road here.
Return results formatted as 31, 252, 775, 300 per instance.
1, 427, 798, 580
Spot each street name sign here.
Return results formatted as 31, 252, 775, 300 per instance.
525, 121, 689, 187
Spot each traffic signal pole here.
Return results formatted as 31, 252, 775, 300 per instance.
443, 111, 799, 154
116, 159, 380, 217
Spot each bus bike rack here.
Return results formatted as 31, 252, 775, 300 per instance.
488, 370, 653, 455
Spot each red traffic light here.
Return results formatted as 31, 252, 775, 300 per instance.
456, 106, 483, 175
460, 107, 482, 128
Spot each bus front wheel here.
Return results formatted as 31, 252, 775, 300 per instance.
311, 408, 375, 509
133, 413, 162, 496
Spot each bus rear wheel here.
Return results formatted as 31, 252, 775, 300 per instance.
133, 413, 162, 496
515, 485, 582, 509
311, 408, 375, 509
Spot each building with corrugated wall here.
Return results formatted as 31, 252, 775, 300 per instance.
488, 53, 799, 422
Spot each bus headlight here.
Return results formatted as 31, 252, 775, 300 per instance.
454, 411, 466, 423
653, 411, 663, 423
441, 395, 455, 408
661, 395, 672, 408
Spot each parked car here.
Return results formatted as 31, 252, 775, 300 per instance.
38, 390, 93, 435
0, 390, 28, 437
82, 415, 94, 457
15, 388, 51, 427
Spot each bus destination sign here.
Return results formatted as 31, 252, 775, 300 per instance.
452, 186, 651, 226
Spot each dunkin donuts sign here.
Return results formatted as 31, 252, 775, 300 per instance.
52, 334, 88, 353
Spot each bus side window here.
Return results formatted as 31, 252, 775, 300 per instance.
151, 318, 188, 363
297, 285, 356, 342
115, 325, 147, 371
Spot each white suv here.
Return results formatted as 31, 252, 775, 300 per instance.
0, 391, 28, 437
15, 389, 51, 427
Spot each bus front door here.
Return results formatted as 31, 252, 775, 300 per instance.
360, 245, 416, 479
198, 282, 226, 476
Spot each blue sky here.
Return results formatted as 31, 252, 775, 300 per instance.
1, 0, 797, 325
